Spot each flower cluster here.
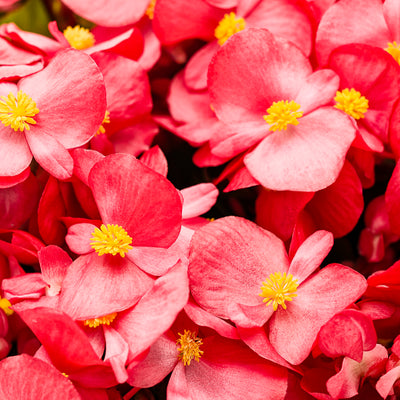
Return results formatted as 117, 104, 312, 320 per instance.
0, 0, 399, 399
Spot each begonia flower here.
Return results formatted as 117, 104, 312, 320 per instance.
0, 48, 106, 180
208, 28, 356, 191
189, 217, 367, 365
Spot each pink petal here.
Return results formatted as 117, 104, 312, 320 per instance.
38, 245, 72, 295
66, 223, 98, 255
318, 309, 377, 362
71, 148, 104, 186
24, 129, 73, 180
184, 299, 240, 340
127, 333, 178, 388
189, 216, 289, 323
289, 230, 333, 284
59, 252, 154, 320
0, 354, 81, 399
114, 261, 189, 361
376, 365, 400, 399
140, 145, 168, 177
89, 153, 182, 248
184, 41, 219, 90
61, 0, 149, 26
269, 264, 367, 365
103, 326, 129, 384
181, 183, 218, 219
384, 0, 400, 40
245, 108, 356, 191
153, 0, 225, 44
0, 124, 32, 177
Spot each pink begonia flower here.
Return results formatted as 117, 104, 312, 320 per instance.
0, 354, 82, 399
327, 44, 400, 152
385, 161, 400, 236
0, 49, 106, 180
154, 0, 313, 90
189, 217, 367, 365
208, 28, 356, 191
60, 0, 151, 27
316, 0, 400, 67
127, 311, 290, 400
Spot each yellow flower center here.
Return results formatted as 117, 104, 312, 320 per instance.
0, 297, 13, 316
145, 0, 156, 19
263, 100, 303, 131
83, 312, 118, 328
90, 224, 133, 257
334, 88, 369, 120
385, 41, 400, 65
259, 272, 299, 311
0, 91, 39, 132
63, 25, 95, 50
95, 110, 111, 136
176, 330, 204, 366
214, 12, 246, 46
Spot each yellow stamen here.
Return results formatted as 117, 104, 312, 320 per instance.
95, 110, 111, 136
385, 41, 400, 65
145, 0, 156, 19
176, 330, 204, 366
263, 100, 303, 131
83, 312, 118, 328
62, 372, 69, 378
334, 88, 369, 120
90, 224, 133, 257
0, 91, 39, 132
259, 272, 299, 311
0, 297, 13, 316
63, 25, 95, 50
214, 12, 246, 46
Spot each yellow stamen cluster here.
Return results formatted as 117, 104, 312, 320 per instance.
259, 272, 299, 311
0, 297, 13, 316
90, 224, 133, 257
263, 100, 303, 131
145, 0, 156, 20
63, 25, 95, 50
385, 41, 400, 65
95, 110, 111, 136
177, 330, 204, 366
84, 312, 118, 328
334, 88, 369, 120
214, 12, 246, 46
0, 91, 39, 132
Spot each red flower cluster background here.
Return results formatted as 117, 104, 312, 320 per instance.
0, 0, 400, 398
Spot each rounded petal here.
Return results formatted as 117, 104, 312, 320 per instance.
88, 153, 182, 248
244, 108, 356, 191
